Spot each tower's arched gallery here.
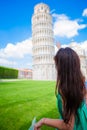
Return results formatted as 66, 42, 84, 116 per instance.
32, 3, 56, 80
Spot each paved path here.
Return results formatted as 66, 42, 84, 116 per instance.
0, 79, 30, 82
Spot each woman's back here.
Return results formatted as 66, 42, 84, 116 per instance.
57, 94, 87, 130
34, 47, 87, 130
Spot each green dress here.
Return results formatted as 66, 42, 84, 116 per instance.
57, 94, 87, 130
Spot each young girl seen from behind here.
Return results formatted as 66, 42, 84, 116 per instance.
34, 47, 87, 130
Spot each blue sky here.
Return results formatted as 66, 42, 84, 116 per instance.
0, 0, 87, 69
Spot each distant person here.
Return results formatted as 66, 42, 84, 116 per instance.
34, 47, 87, 130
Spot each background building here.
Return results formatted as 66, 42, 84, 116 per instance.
32, 3, 56, 80
18, 69, 32, 79
69, 42, 87, 80
57, 42, 87, 80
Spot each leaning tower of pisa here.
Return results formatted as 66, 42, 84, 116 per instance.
32, 3, 56, 80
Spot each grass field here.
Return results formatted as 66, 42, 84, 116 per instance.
0, 80, 59, 130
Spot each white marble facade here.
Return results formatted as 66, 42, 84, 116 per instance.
32, 3, 87, 80
32, 3, 56, 80
69, 43, 87, 80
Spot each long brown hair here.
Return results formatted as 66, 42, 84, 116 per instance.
54, 47, 86, 123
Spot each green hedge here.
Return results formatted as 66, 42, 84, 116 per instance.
0, 66, 18, 79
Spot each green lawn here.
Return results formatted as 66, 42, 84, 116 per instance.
0, 80, 59, 130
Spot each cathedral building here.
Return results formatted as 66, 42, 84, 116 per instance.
69, 42, 87, 80
57, 42, 87, 80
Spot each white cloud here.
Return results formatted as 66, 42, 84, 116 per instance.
0, 38, 32, 68
82, 8, 87, 16
53, 13, 87, 38
0, 38, 32, 59
69, 40, 87, 54
55, 44, 68, 54
80, 40, 87, 49
0, 58, 17, 66
26, 62, 32, 68
55, 40, 87, 56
